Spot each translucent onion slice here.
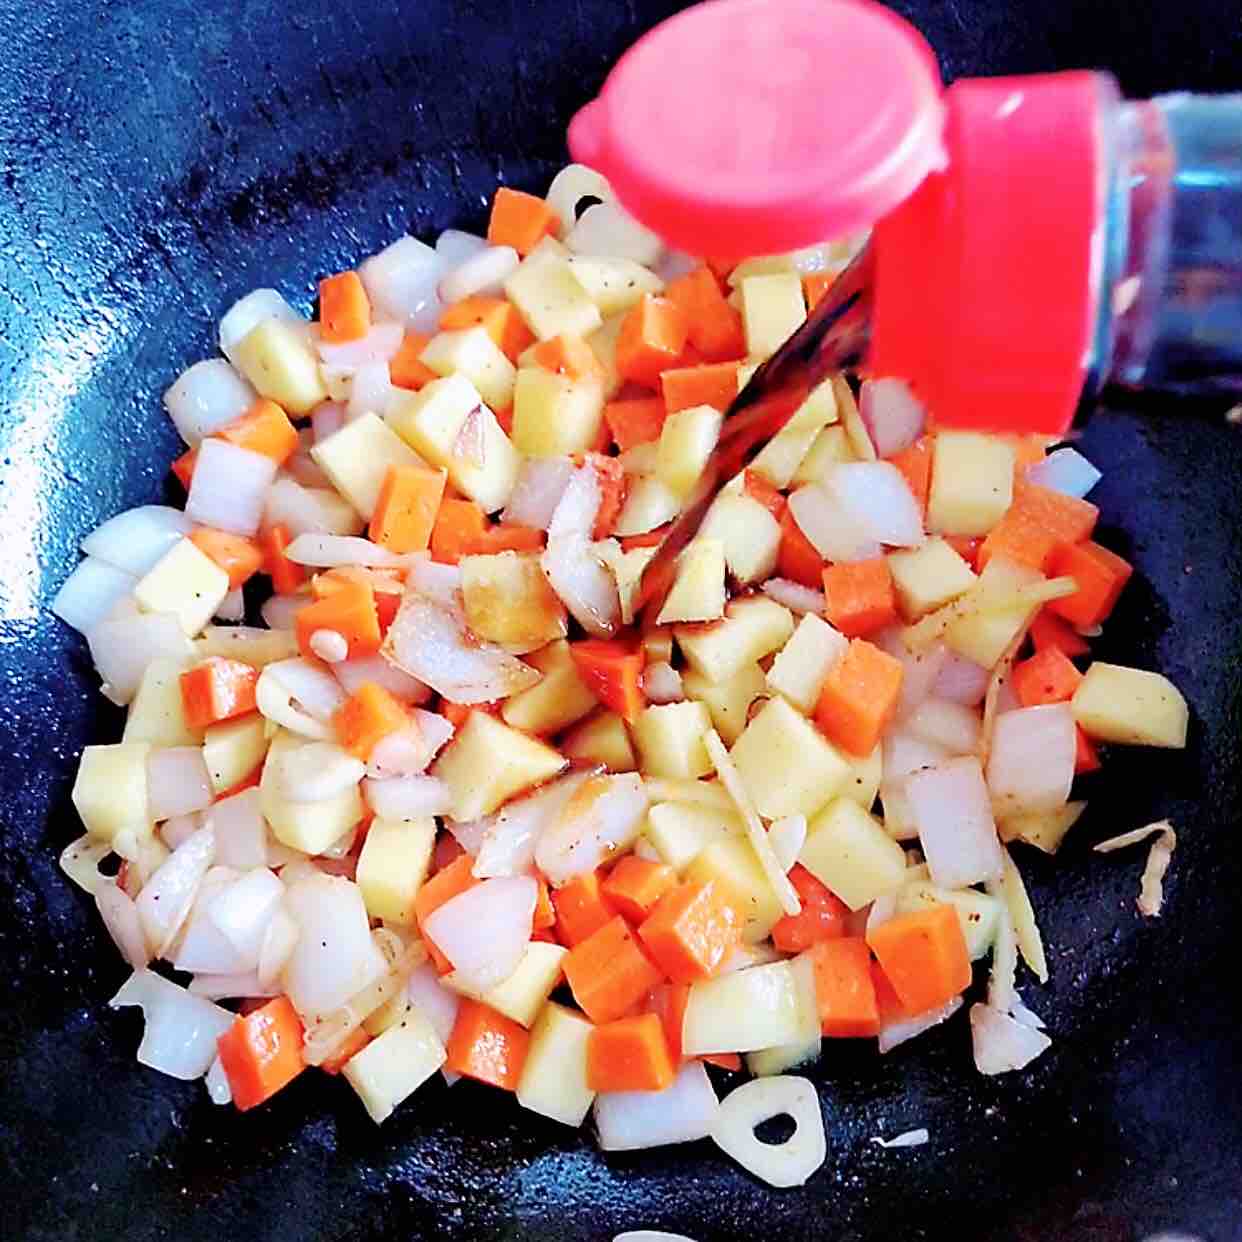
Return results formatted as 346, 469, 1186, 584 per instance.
595, 1061, 720, 1152
81, 506, 195, 578
109, 969, 234, 1080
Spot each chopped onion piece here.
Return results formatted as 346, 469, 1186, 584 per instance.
825, 461, 925, 548
546, 164, 614, 239
205, 1055, 232, 1105
870, 1128, 929, 1149
315, 321, 403, 369
257, 906, 299, 990
1025, 447, 1101, 499
367, 722, 440, 780
761, 578, 826, 616
876, 631, 948, 720
135, 826, 216, 957
52, 558, 138, 636
542, 536, 621, 637
503, 457, 576, 531
902, 697, 981, 755
452, 403, 488, 467
110, 969, 234, 1080
219, 288, 302, 366
215, 588, 246, 623
548, 463, 602, 540
711, 1076, 826, 1188
768, 815, 807, 873
163, 359, 257, 445
255, 658, 347, 740
566, 200, 663, 265
147, 747, 214, 821
207, 867, 285, 969
260, 594, 304, 631
642, 661, 684, 704
308, 628, 347, 664
535, 773, 650, 884
787, 483, 882, 564
422, 875, 537, 993
473, 770, 592, 878
1009, 993, 1046, 1030
272, 740, 365, 803
653, 249, 700, 283
96, 882, 151, 969
360, 235, 446, 329
264, 477, 360, 538
933, 652, 991, 706
446, 817, 489, 857
284, 533, 400, 568
312, 402, 347, 442
878, 995, 962, 1053
59, 835, 113, 896
364, 773, 453, 820
188, 971, 278, 1000
406, 960, 461, 1046
334, 652, 432, 704
88, 611, 193, 705
1093, 820, 1177, 917
439, 244, 520, 303
436, 229, 490, 265
81, 506, 195, 578
348, 359, 400, 420
859, 378, 926, 459
986, 704, 1076, 815
595, 1061, 720, 1151
172, 866, 247, 974
906, 757, 1004, 890
970, 1003, 1052, 1075
186, 439, 278, 537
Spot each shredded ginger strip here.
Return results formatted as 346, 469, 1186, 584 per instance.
1093, 820, 1177, 917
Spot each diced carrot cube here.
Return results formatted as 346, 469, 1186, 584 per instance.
532, 333, 605, 384
602, 856, 678, 924
552, 870, 618, 948
664, 267, 747, 362
603, 397, 668, 451
189, 528, 264, 589
1011, 647, 1084, 707
533, 878, 556, 932
637, 881, 742, 983
486, 186, 559, 256
563, 915, 664, 1024
810, 937, 880, 1038
620, 526, 670, 553
743, 469, 787, 520
415, 854, 478, 974
802, 272, 836, 312
215, 996, 306, 1111
389, 331, 439, 390
295, 580, 381, 659
587, 1013, 675, 1092
439, 296, 534, 362
369, 463, 447, 553
1046, 539, 1133, 629
771, 864, 849, 953
172, 446, 198, 490
978, 480, 1099, 572
1075, 725, 1102, 773
660, 362, 738, 414
445, 999, 531, 1091
218, 399, 299, 465
570, 639, 645, 723
429, 498, 543, 563
650, 981, 690, 1062
822, 558, 898, 638
777, 506, 825, 588
615, 295, 689, 389
180, 657, 260, 730
815, 638, 904, 757
261, 523, 306, 596
866, 904, 971, 1015
1029, 608, 1090, 658
888, 435, 933, 515
318, 270, 371, 343
334, 682, 409, 760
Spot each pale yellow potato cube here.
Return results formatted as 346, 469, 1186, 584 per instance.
260, 731, 365, 854
727, 255, 797, 285
355, 817, 436, 925
792, 424, 853, 484
447, 941, 567, 1027
516, 1001, 596, 1127
123, 656, 201, 747
657, 538, 726, 625
686, 836, 783, 943
202, 713, 269, 794
841, 744, 882, 810
834, 375, 876, 462
510, 367, 606, 457
645, 800, 743, 872
631, 700, 713, 779
799, 797, 908, 910
72, 743, 152, 842
676, 596, 794, 684
887, 538, 978, 621
741, 273, 806, 359
134, 538, 231, 637
432, 710, 566, 820
265, 478, 364, 535
586, 315, 625, 399
362, 994, 412, 1039
944, 605, 1029, 669
681, 661, 767, 746
500, 639, 598, 736
596, 542, 657, 626
567, 256, 663, 315
1072, 663, 1189, 748
420, 325, 517, 411
765, 613, 848, 714
387, 374, 519, 513
895, 880, 1001, 960
656, 404, 723, 500
748, 377, 839, 488
561, 710, 636, 772
342, 1007, 446, 1123
505, 256, 603, 341
746, 1034, 821, 1078
309, 412, 424, 519
232, 319, 327, 414
998, 801, 1087, 854
682, 959, 808, 1054
697, 493, 781, 584
729, 696, 852, 820
612, 476, 681, 538
927, 431, 1016, 536
460, 551, 567, 653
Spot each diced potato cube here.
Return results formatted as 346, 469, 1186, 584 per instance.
740, 273, 806, 360
505, 256, 603, 341
561, 711, 636, 772
586, 315, 625, 399
841, 744, 882, 810
510, 367, 606, 458
944, 604, 1029, 669
799, 797, 908, 910
656, 404, 723, 501
729, 696, 852, 820
746, 1033, 821, 1077
697, 493, 781, 584
1071, 663, 1189, 747
682, 661, 767, 746
596, 542, 657, 627
765, 613, 848, 714
134, 538, 231, 637
895, 880, 1001, 960
355, 817, 436, 925
500, 638, 598, 735
420, 325, 517, 411
676, 596, 794, 684
260, 730, 364, 854
387, 374, 519, 513
447, 941, 567, 1027
728, 255, 798, 285
71, 743, 152, 842
310, 412, 424, 519
567, 256, 663, 315
461, 551, 567, 653
686, 837, 783, 943
432, 710, 566, 820
645, 800, 744, 872
792, 424, 853, 484
516, 1001, 596, 1127
232, 319, 327, 414
631, 700, 713, 779
835, 375, 876, 462
682, 959, 810, 1054
123, 656, 201, 747
657, 538, 726, 625
342, 1007, 446, 1123
265, 477, 364, 536
202, 713, 269, 794
887, 538, 979, 620
748, 377, 838, 488
927, 431, 1015, 536
998, 801, 1087, 854
612, 477, 681, 538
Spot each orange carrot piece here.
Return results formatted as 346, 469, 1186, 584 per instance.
1011, 647, 1084, 707
587, 1012, 676, 1092
743, 469, 787, 520
810, 937, 880, 1038
602, 856, 678, 925
318, 270, 371, 343
180, 657, 260, 730
433, 832, 466, 873
440, 296, 535, 362
702, 1052, 743, 1071
552, 870, 618, 948
215, 996, 306, 1112
802, 271, 836, 312
871, 960, 912, 1025
616, 295, 690, 389
978, 480, 1099, 572
778, 506, 825, 588
369, 463, 447, 553
318, 1025, 371, 1075
821, 558, 899, 638
889, 435, 933, 515
660, 361, 738, 414
216, 762, 263, 800
487, 186, 559, 256
334, 682, 409, 760
415, 854, 478, 974
295, 579, 381, 659
866, 904, 971, 1015
620, 525, 670, 552
1029, 607, 1090, 658
533, 878, 556, 932
664, 266, 747, 362
261, 523, 306, 595
1047, 539, 1133, 629
1075, 725, 1102, 773
603, 397, 668, 451
218, 399, 299, 465
445, 999, 531, 1091
570, 638, 646, 723
586, 453, 628, 540
390, 331, 439, 390
563, 915, 664, 1024
652, 981, 690, 1062
171, 446, 198, 490
815, 638, 904, 757
429, 498, 543, 562
532, 333, 605, 384
637, 880, 742, 983
189, 528, 264, 589
771, 864, 849, 954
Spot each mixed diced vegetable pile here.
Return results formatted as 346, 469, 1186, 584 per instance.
53, 164, 1189, 1187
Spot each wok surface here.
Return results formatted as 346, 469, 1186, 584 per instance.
1, 2, 1240, 1239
